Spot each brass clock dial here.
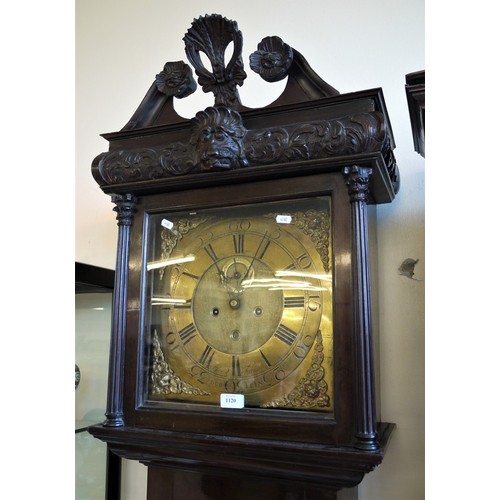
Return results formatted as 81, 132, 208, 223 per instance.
146, 197, 333, 411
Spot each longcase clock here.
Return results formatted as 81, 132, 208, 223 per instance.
89, 14, 398, 500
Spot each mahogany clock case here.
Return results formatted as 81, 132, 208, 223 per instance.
88, 13, 398, 496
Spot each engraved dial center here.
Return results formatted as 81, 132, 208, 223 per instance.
192, 256, 283, 355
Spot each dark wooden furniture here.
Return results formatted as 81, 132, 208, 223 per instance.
405, 70, 425, 157
76, 262, 122, 500
89, 14, 398, 499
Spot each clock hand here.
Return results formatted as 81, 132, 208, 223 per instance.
210, 258, 227, 287
241, 231, 269, 284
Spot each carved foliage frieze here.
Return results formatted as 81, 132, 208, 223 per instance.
94, 108, 391, 185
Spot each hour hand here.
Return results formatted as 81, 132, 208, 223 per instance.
220, 258, 250, 294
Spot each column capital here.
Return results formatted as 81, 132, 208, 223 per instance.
343, 165, 372, 203
112, 193, 136, 226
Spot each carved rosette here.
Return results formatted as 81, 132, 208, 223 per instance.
261, 331, 330, 409
155, 61, 197, 98
249, 36, 293, 82
150, 331, 209, 396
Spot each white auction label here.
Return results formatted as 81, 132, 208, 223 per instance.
161, 218, 174, 230
220, 393, 245, 409
276, 214, 292, 224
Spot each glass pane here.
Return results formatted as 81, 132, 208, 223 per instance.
75, 292, 112, 500
144, 197, 334, 412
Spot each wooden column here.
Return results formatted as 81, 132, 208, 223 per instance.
104, 193, 136, 427
343, 166, 378, 451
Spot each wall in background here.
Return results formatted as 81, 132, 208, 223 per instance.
76, 1, 424, 498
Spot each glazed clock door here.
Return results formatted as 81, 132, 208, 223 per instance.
144, 196, 333, 411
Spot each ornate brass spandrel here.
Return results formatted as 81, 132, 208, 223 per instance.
160, 216, 210, 261
150, 330, 210, 396
157, 215, 212, 280
261, 330, 330, 409
264, 209, 331, 273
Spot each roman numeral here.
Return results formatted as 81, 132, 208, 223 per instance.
178, 323, 197, 345
284, 296, 305, 308
199, 345, 215, 368
296, 252, 312, 269
274, 324, 298, 346
233, 233, 245, 254
259, 349, 272, 367
232, 355, 241, 377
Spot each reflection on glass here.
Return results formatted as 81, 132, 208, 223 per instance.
147, 255, 195, 271
274, 270, 332, 281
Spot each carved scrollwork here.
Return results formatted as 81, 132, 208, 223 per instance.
261, 331, 330, 409
249, 36, 293, 82
95, 145, 194, 184
94, 111, 390, 185
385, 148, 400, 194
246, 112, 388, 164
183, 14, 246, 107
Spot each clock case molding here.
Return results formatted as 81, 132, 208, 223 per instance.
89, 14, 398, 498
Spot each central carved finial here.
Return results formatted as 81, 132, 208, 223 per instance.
183, 14, 247, 108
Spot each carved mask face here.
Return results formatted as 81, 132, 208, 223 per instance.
191, 107, 248, 171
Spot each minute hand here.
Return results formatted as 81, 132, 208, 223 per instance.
242, 231, 269, 283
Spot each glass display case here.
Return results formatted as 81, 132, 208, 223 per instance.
75, 263, 120, 500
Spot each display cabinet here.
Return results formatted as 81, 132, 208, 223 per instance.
76, 263, 121, 500
88, 14, 398, 499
